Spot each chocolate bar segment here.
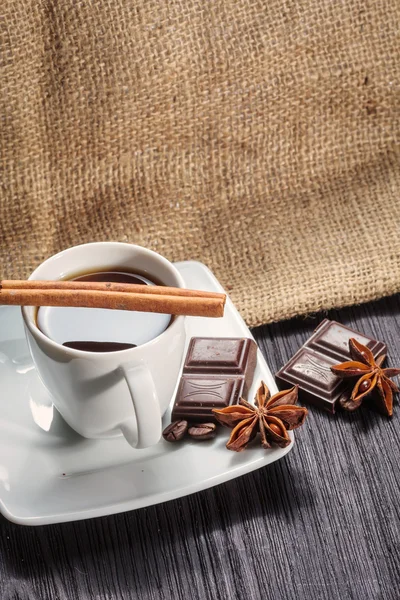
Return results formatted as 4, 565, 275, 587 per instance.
275, 319, 386, 413
184, 337, 252, 374
171, 337, 257, 423
306, 320, 386, 363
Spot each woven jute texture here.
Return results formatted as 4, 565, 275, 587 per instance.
1, 1, 399, 326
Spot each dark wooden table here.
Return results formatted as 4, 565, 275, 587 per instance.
2, 296, 400, 600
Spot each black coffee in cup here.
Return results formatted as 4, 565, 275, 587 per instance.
36, 270, 171, 351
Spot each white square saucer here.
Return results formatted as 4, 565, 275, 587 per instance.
0, 261, 293, 525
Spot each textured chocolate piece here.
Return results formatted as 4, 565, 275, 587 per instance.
275, 319, 386, 413
171, 337, 257, 423
184, 337, 253, 374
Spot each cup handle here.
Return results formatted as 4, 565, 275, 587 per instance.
119, 364, 162, 449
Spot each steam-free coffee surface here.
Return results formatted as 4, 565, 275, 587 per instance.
73, 272, 151, 285
37, 270, 171, 350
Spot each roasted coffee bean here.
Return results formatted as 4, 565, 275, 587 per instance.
188, 422, 217, 441
162, 420, 188, 442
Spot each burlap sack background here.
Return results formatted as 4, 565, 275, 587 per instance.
1, 1, 399, 326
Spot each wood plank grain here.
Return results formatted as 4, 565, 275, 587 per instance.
1, 295, 400, 600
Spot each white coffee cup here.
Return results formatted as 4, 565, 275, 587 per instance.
22, 242, 186, 449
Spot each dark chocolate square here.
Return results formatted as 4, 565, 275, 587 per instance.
170, 337, 258, 423
275, 319, 387, 413
171, 376, 243, 422
307, 319, 386, 363
185, 337, 252, 374
276, 349, 345, 412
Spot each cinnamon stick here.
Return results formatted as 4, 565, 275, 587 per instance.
0, 287, 225, 318
1, 280, 223, 300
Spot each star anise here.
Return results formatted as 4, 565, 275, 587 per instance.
212, 382, 307, 452
331, 338, 400, 416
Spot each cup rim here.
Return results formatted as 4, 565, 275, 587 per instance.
21, 241, 185, 358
